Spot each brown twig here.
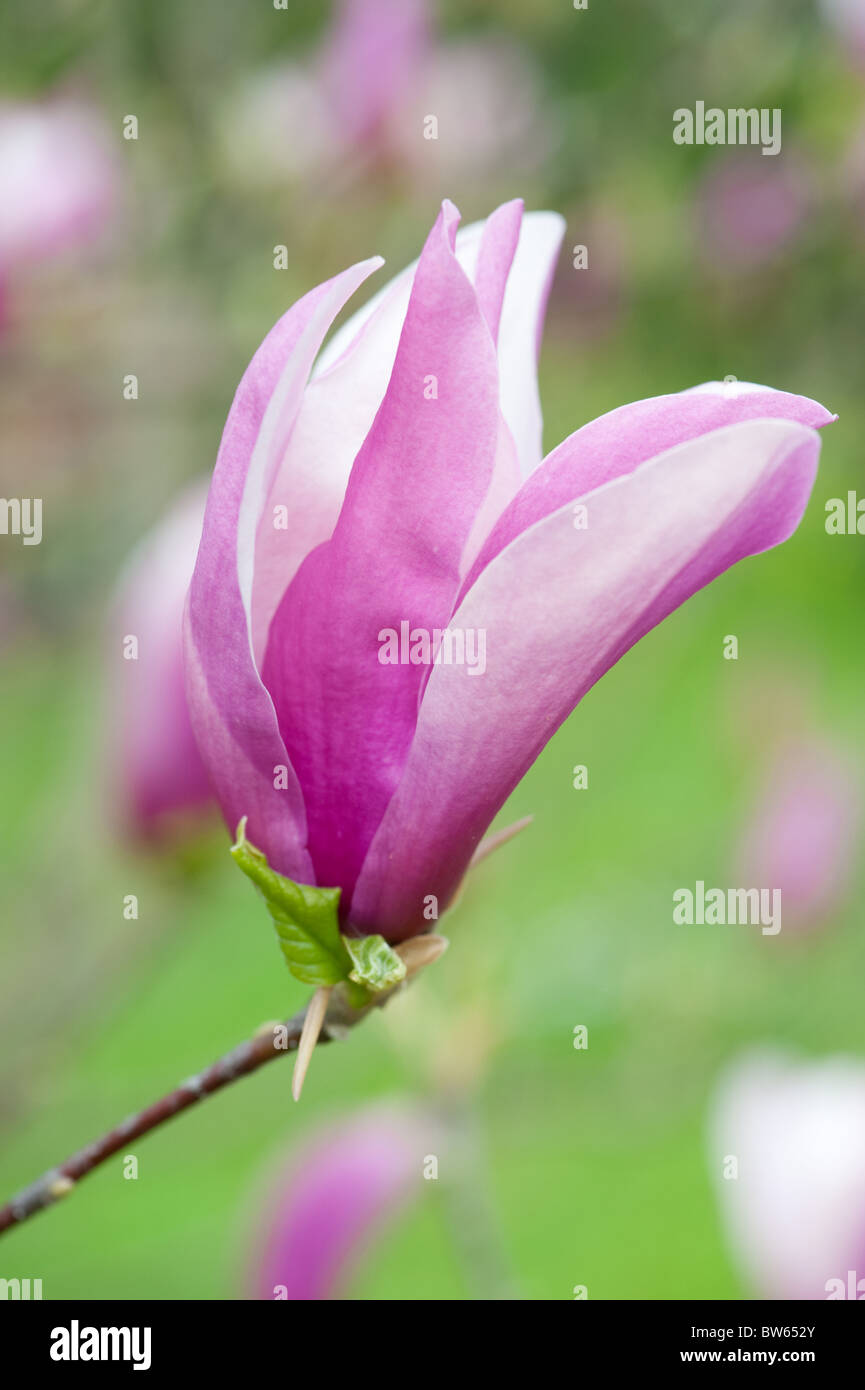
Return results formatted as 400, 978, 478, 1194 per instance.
0, 934, 448, 1240
0, 995, 348, 1238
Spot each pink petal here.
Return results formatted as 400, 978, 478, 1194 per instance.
249, 263, 411, 666
263, 201, 501, 901
492, 209, 563, 478
462, 382, 834, 597
250, 200, 534, 665
460, 206, 564, 572
352, 417, 822, 939
457, 199, 524, 576
473, 198, 523, 340
184, 256, 382, 880
312, 205, 563, 481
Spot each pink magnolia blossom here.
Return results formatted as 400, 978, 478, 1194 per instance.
248, 1105, 426, 1300
737, 735, 860, 932
111, 483, 213, 840
710, 1052, 865, 1299
0, 98, 116, 314
185, 198, 834, 941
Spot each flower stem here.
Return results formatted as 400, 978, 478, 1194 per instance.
0, 934, 448, 1240
0, 996, 352, 1239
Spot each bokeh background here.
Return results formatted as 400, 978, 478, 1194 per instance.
1, 0, 864, 1300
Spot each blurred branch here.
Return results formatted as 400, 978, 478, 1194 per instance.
438, 1094, 521, 1301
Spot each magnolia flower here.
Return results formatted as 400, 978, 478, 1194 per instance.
0, 98, 116, 316
710, 1052, 865, 1299
185, 198, 834, 943
111, 483, 213, 840
737, 734, 860, 932
248, 1105, 426, 1300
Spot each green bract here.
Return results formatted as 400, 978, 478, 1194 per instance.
344, 934, 406, 993
230, 819, 405, 1002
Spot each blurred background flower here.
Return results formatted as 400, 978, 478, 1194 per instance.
0, 96, 117, 328
243, 993, 516, 1301
215, 0, 550, 199
548, 202, 626, 339
736, 731, 861, 934
321, 0, 431, 162
400, 33, 552, 189
695, 151, 814, 272
108, 480, 213, 845
247, 1103, 431, 1300
710, 1051, 865, 1299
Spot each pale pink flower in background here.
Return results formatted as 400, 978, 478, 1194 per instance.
398, 36, 552, 185
216, 0, 429, 186
216, 65, 340, 187
248, 1105, 427, 1300
711, 1051, 865, 1299
216, 0, 550, 189
737, 735, 860, 932
321, 0, 430, 157
696, 153, 812, 269
111, 483, 213, 841
185, 197, 834, 943
0, 98, 116, 320
818, 0, 865, 66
